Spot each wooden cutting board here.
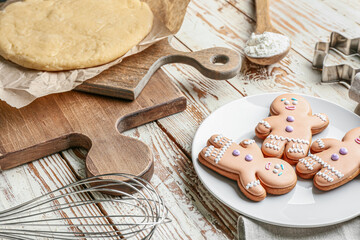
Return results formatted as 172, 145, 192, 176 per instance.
0, 69, 186, 185
0, 37, 240, 190
76, 38, 241, 100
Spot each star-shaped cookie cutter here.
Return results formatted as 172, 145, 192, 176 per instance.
313, 32, 360, 113
313, 32, 360, 86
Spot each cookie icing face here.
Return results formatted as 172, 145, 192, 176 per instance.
271, 94, 311, 115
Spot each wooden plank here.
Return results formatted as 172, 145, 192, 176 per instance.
319, 0, 360, 23
0, 154, 117, 238
62, 122, 239, 239
227, 0, 360, 60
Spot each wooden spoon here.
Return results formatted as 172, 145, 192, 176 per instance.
245, 0, 291, 65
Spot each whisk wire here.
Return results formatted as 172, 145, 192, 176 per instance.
0, 173, 169, 239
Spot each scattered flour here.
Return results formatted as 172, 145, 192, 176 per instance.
244, 32, 290, 58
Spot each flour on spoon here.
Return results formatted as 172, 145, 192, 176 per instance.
244, 32, 290, 58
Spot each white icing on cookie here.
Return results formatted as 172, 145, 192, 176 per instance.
245, 179, 260, 189
213, 134, 224, 143
264, 140, 280, 151
316, 139, 325, 149
316, 170, 334, 182
298, 158, 316, 170
299, 154, 344, 179
313, 113, 327, 122
259, 120, 271, 129
204, 145, 214, 157
213, 137, 233, 164
267, 135, 310, 145
287, 144, 305, 155
244, 140, 255, 145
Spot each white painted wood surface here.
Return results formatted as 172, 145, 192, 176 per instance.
1, 0, 359, 239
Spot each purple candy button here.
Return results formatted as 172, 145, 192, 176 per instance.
339, 147, 348, 155
286, 116, 295, 122
331, 154, 339, 161
285, 125, 294, 132
232, 149, 240, 156
245, 154, 253, 161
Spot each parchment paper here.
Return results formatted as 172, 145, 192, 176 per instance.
0, 0, 190, 108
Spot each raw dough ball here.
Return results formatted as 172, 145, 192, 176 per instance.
0, 0, 153, 71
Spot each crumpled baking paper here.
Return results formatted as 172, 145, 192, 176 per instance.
0, 0, 190, 108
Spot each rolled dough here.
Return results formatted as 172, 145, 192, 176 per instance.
0, 0, 153, 71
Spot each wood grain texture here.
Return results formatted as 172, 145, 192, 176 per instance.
76, 38, 241, 100
0, 154, 120, 237
0, 71, 186, 187
0, 0, 359, 239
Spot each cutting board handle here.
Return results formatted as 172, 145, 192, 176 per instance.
77, 38, 242, 100
151, 47, 241, 80
168, 47, 241, 80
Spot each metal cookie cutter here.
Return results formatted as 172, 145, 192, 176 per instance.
313, 32, 360, 113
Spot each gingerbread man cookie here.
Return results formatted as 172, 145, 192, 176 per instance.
198, 134, 297, 201
255, 94, 329, 165
296, 127, 360, 191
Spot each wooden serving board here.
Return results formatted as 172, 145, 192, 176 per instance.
76, 38, 241, 100
0, 69, 186, 185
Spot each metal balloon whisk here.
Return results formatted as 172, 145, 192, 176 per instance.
0, 173, 169, 239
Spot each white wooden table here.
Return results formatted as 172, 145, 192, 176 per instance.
1, 0, 360, 239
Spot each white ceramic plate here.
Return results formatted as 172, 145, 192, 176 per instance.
191, 93, 360, 228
